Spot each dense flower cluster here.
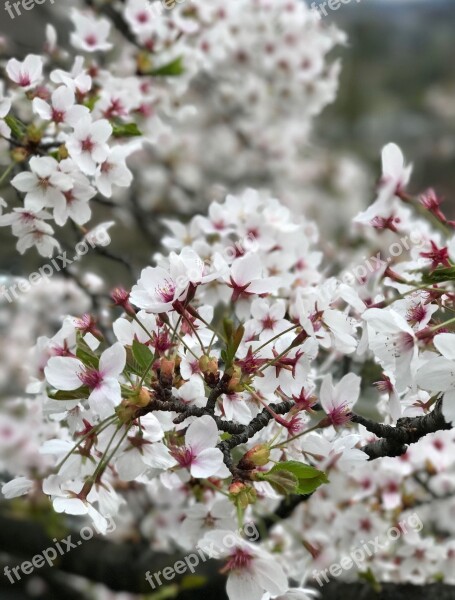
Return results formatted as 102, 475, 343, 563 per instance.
0, 0, 351, 260
1, 3, 455, 600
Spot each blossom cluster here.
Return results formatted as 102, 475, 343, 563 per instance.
1, 3, 455, 600
2, 143, 455, 597
0, 0, 348, 261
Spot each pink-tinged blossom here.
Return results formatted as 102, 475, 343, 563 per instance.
16, 221, 61, 257
247, 298, 291, 342
355, 143, 412, 224
95, 144, 139, 198
0, 208, 52, 237
70, 9, 113, 53
44, 342, 126, 417
170, 415, 229, 479
123, 0, 157, 36
363, 308, 417, 393
6, 55, 43, 89
66, 117, 113, 175
179, 500, 235, 549
50, 56, 92, 96
42, 474, 109, 533
11, 157, 73, 212
199, 530, 288, 600
33, 86, 90, 127
320, 373, 361, 426
115, 415, 175, 480
130, 248, 212, 313
226, 253, 280, 315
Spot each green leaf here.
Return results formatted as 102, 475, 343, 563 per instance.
264, 461, 328, 496
112, 122, 142, 138
146, 584, 178, 599
263, 470, 298, 495
84, 95, 100, 111
4, 115, 26, 139
76, 338, 99, 370
150, 56, 184, 76
221, 320, 244, 369
421, 265, 455, 284
48, 387, 90, 401
132, 339, 154, 372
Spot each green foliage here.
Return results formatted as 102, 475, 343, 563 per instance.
150, 57, 185, 77
259, 461, 329, 496
112, 122, 143, 137
221, 319, 244, 369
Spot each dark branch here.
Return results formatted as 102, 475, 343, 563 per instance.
352, 399, 451, 460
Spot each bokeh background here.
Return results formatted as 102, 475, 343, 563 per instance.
1, 0, 454, 274
2, 0, 454, 191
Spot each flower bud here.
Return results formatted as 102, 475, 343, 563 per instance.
229, 482, 257, 509
238, 444, 270, 470
134, 387, 150, 408
58, 144, 69, 160
199, 355, 219, 385
137, 51, 153, 75
111, 287, 135, 316
116, 401, 135, 424
226, 366, 243, 393
160, 358, 175, 387
11, 147, 28, 163
26, 124, 43, 145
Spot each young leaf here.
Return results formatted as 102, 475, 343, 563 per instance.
4, 115, 26, 139
48, 387, 90, 401
262, 470, 298, 495
76, 344, 99, 370
265, 461, 328, 496
132, 339, 154, 372
150, 57, 184, 76
112, 122, 142, 138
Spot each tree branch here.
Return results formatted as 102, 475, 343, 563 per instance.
352, 398, 451, 460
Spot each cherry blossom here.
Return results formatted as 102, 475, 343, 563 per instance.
70, 9, 113, 53
0, 4, 455, 600
45, 342, 126, 417
66, 117, 113, 175
6, 54, 43, 89
11, 156, 73, 212
319, 373, 361, 427
33, 85, 90, 127
199, 530, 288, 600
170, 415, 229, 479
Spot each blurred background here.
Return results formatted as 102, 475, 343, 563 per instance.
1, 0, 454, 278
2, 0, 454, 194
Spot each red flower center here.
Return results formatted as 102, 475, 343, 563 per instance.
223, 549, 253, 573
81, 137, 95, 153
79, 368, 103, 390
